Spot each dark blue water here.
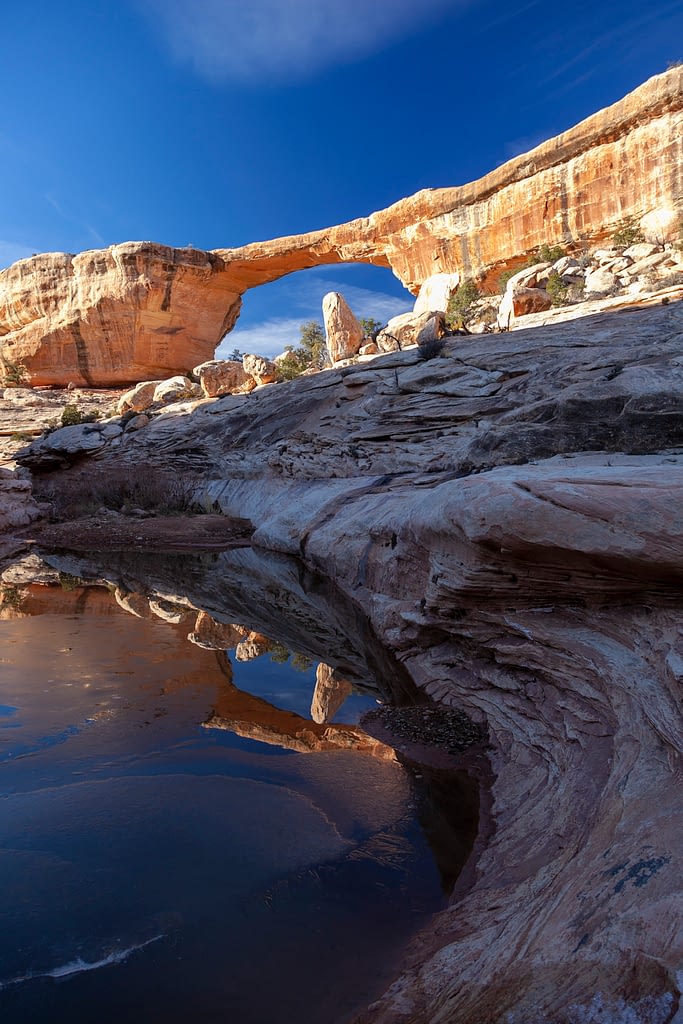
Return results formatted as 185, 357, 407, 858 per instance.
0, 587, 444, 1024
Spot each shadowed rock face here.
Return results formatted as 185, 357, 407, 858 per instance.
24, 301, 683, 1021
1, 67, 682, 386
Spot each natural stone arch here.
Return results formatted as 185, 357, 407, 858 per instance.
0, 67, 681, 386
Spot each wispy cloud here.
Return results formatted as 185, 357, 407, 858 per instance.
139, 0, 461, 83
217, 316, 305, 359
288, 272, 412, 321
539, 2, 683, 88
45, 194, 104, 247
0, 241, 38, 270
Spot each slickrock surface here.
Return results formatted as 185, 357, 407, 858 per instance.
17, 300, 683, 1022
2, 67, 682, 386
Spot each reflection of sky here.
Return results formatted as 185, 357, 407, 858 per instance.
231, 650, 376, 723
0, 589, 442, 1024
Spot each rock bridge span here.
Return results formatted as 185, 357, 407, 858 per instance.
1, 66, 681, 386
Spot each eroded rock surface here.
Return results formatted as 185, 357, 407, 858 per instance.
22, 300, 683, 1022
2, 67, 681, 386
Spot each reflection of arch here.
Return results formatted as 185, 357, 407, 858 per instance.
205, 653, 394, 760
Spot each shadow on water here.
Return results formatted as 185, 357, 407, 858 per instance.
0, 543, 487, 1023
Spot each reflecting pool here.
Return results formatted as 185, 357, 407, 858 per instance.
0, 560, 462, 1024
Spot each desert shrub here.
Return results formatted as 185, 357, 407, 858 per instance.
60, 404, 99, 427
2, 361, 29, 387
498, 268, 519, 292
546, 271, 569, 307
566, 281, 585, 303
657, 271, 683, 289
445, 279, 480, 330
612, 216, 645, 248
538, 243, 566, 263
0, 584, 24, 610
268, 643, 313, 671
33, 465, 199, 518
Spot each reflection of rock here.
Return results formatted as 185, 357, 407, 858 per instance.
234, 632, 272, 661
114, 587, 151, 619
0, 467, 42, 533
205, 682, 394, 760
310, 663, 353, 724
1, 552, 58, 586
148, 596, 193, 624
187, 610, 246, 650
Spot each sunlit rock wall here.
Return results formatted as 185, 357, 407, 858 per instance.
1, 67, 681, 385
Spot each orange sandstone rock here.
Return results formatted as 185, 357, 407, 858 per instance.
1, 67, 681, 387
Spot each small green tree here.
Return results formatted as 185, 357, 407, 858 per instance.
546, 271, 569, 307
445, 280, 480, 330
359, 317, 383, 339
299, 321, 327, 368
612, 216, 645, 249
276, 321, 328, 381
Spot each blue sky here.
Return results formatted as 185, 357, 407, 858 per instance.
1, 0, 682, 357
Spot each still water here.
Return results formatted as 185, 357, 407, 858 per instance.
0, 569, 451, 1024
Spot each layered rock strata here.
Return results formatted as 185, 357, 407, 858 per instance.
21, 300, 683, 1022
2, 67, 682, 386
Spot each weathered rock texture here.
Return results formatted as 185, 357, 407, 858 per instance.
22, 300, 683, 1022
323, 291, 364, 363
0, 245, 242, 388
2, 68, 681, 386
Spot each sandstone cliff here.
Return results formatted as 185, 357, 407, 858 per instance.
17, 298, 683, 1022
1, 67, 681, 386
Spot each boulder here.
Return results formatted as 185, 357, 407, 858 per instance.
584, 268, 618, 294
376, 311, 444, 352
498, 285, 552, 328
123, 413, 150, 432
413, 272, 460, 315
153, 376, 202, 404
623, 251, 669, 277
551, 256, 581, 276
506, 262, 552, 290
242, 353, 277, 385
117, 381, 160, 414
359, 342, 379, 357
623, 241, 659, 260
322, 292, 363, 363
193, 359, 253, 397
20, 421, 123, 468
